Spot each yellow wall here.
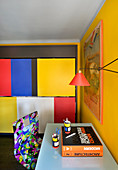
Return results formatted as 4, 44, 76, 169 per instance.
0, 97, 17, 133
80, 0, 118, 163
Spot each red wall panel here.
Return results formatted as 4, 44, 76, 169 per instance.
54, 97, 75, 123
0, 59, 11, 96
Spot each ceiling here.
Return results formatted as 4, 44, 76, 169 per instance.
0, 0, 105, 43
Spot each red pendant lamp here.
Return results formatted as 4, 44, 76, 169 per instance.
69, 70, 90, 86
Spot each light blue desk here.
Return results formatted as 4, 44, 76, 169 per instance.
35, 123, 117, 170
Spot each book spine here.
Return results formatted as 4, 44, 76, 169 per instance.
62, 145, 103, 157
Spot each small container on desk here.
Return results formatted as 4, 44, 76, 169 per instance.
52, 128, 60, 149
64, 118, 71, 134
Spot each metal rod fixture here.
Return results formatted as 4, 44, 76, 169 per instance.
99, 58, 118, 70
80, 58, 118, 73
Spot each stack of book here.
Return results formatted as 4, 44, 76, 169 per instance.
61, 126, 103, 157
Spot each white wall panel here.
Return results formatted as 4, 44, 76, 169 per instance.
17, 97, 54, 133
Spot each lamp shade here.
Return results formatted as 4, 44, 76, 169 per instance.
69, 70, 90, 86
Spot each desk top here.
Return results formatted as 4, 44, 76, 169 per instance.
35, 123, 117, 170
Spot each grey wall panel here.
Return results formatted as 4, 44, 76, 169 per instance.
0, 45, 77, 58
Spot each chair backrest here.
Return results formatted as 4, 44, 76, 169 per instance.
13, 111, 39, 145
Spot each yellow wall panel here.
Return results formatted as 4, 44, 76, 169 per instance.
37, 59, 75, 96
80, 0, 118, 163
0, 97, 17, 133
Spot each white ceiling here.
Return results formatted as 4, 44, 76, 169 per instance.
0, 0, 105, 43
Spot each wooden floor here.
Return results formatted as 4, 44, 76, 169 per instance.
0, 134, 43, 170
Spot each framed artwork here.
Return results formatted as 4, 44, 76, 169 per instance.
84, 20, 103, 124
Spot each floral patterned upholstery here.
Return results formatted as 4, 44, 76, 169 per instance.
12, 111, 42, 169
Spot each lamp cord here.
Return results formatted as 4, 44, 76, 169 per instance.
102, 68, 118, 74
99, 58, 118, 70
80, 58, 118, 73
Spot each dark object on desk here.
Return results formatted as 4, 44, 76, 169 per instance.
61, 126, 103, 157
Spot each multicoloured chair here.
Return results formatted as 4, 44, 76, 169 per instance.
13, 111, 42, 169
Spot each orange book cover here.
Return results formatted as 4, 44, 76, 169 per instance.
61, 126, 103, 157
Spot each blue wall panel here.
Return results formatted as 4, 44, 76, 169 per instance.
11, 59, 32, 96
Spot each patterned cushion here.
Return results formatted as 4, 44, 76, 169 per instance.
13, 111, 42, 169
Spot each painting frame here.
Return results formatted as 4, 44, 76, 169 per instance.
84, 20, 103, 124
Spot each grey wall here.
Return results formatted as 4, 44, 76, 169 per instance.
0, 45, 77, 58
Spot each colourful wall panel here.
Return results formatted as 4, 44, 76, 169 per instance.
37, 59, 75, 96
17, 97, 54, 133
11, 59, 32, 96
0, 97, 17, 133
54, 97, 75, 123
0, 59, 11, 96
